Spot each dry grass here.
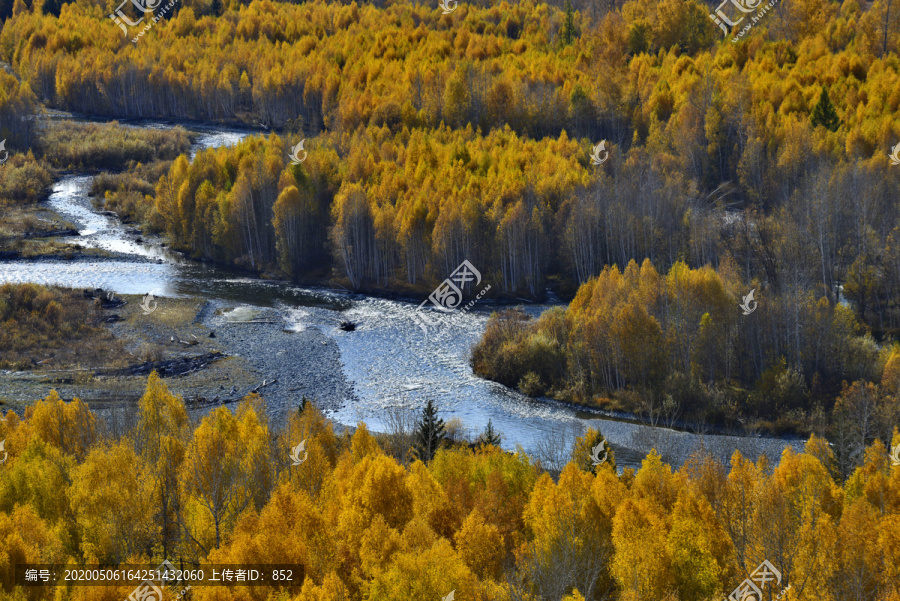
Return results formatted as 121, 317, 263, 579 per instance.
0, 291, 256, 411
38, 121, 193, 171
0, 204, 117, 258
0, 154, 55, 204
91, 161, 172, 226
0, 205, 67, 237
0, 283, 129, 371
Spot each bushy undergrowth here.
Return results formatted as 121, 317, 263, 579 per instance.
37, 121, 192, 171
0, 283, 120, 370
91, 161, 172, 226
0, 154, 54, 204
470, 308, 567, 397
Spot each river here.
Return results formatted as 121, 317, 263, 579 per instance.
0, 119, 805, 471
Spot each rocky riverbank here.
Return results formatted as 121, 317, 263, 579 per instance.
0, 294, 357, 430
195, 299, 357, 422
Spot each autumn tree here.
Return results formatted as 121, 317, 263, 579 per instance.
179, 397, 272, 553
571, 427, 617, 474
69, 441, 157, 563
132, 372, 188, 557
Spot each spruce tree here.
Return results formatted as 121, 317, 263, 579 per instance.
563, 0, 575, 46
810, 86, 841, 132
478, 419, 502, 447
414, 400, 446, 462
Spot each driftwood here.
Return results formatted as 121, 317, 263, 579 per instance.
188, 394, 238, 407
24, 228, 79, 238
83, 289, 128, 309
250, 378, 277, 393
226, 320, 279, 324
95, 351, 226, 378
188, 379, 274, 407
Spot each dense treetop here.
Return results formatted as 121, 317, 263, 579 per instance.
1, 377, 899, 600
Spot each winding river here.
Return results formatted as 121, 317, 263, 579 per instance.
0, 120, 805, 471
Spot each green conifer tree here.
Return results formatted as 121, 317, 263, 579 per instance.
478, 419, 502, 447
810, 86, 841, 132
414, 400, 446, 462
563, 0, 575, 46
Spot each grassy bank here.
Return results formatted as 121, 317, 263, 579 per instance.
0, 283, 127, 371
36, 120, 194, 171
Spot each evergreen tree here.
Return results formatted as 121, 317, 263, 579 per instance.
413, 399, 445, 463
478, 419, 502, 447
810, 86, 841, 132
37, 0, 63, 17
563, 0, 575, 46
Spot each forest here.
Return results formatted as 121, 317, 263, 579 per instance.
0, 375, 899, 601
470, 261, 900, 457
1, 0, 899, 302
1, 0, 900, 596
0, 0, 898, 301
0, 0, 897, 467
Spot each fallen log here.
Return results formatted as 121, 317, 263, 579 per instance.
24, 228, 80, 238
250, 377, 277, 393
83, 289, 127, 309
187, 394, 240, 407
95, 351, 226, 378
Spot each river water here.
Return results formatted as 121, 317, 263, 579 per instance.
0, 121, 805, 471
